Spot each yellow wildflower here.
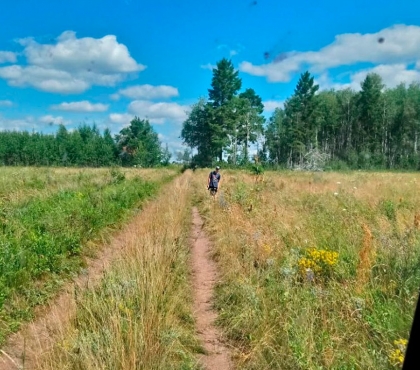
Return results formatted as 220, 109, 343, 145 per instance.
298, 247, 339, 279
389, 338, 407, 366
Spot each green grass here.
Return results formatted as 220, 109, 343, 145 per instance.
0, 167, 173, 344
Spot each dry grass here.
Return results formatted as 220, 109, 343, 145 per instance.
0, 167, 175, 349
3, 167, 417, 369
192, 169, 420, 369
38, 171, 200, 370
355, 224, 375, 294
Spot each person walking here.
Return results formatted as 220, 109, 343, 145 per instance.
207, 166, 221, 199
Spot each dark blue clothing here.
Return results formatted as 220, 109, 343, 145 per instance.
208, 171, 221, 188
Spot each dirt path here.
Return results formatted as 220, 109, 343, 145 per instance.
190, 207, 233, 370
0, 201, 156, 370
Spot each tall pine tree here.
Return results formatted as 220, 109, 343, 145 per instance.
208, 58, 242, 161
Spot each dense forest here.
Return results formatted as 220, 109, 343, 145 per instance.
182, 59, 420, 170
0, 118, 171, 167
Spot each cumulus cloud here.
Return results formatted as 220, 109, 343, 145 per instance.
0, 65, 90, 93
20, 31, 142, 72
240, 24, 420, 83
0, 100, 13, 107
0, 114, 72, 131
128, 100, 188, 124
0, 31, 145, 94
109, 113, 134, 125
112, 84, 179, 100
0, 51, 17, 64
349, 64, 420, 89
39, 115, 70, 125
0, 116, 36, 131
51, 100, 109, 112
263, 100, 284, 112
319, 64, 420, 91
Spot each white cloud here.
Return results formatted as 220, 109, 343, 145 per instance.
0, 115, 37, 131
0, 114, 72, 131
350, 64, 420, 89
0, 51, 17, 64
0, 65, 90, 93
263, 100, 284, 112
0, 100, 13, 107
20, 31, 143, 73
240, 59, 301, 82
0, 31, 145, 94
51, 100, 109, 112
109, 113, 134, 125
200, 63, 216, 71
128, 100, 188, 124
157, 132, 184, 154
319, 64, 420, 91
112, 84, 179, 100
39, 115, 70, 125
240, 24, 420, 82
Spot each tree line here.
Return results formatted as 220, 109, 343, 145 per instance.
182, 58, 420, 170
2, 58, 420, 170
0, 117, 171, 167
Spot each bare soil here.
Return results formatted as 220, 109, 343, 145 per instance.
190, 207, 232, 370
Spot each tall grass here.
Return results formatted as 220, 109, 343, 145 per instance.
193, 170, 419, 369
39, 171, 200, 370
0, 168, 174, 344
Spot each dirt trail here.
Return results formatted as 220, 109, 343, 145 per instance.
0, 202, 156, 370
190, 207, 233, 370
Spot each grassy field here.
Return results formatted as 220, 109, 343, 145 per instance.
193, 170, 419, 369
1, 168, 417, 369
0, 167, 175, 344
40, 171, 200, 370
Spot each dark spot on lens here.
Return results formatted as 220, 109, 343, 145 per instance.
378, 37, 385, 43
273, 53, 288, 63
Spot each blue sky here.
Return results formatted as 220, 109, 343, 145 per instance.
0, 0, 420, 154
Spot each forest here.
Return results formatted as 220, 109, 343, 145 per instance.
0, 117, 171, 167
182, 59, 420, 170
1, 58, 420, 170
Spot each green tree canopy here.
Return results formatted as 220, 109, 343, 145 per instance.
116, 117, 162, 167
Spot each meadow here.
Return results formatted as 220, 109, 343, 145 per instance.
0, 167, 175, 345
193, 170, 419, 369
1, 168, 418, 369
40, 171, 200, 370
